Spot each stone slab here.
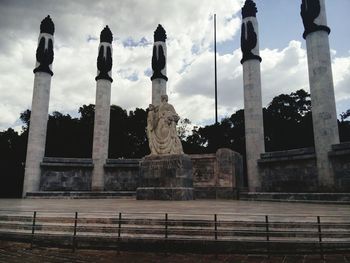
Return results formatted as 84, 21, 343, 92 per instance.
136, 187, 193, 200
194, 187, 238, 199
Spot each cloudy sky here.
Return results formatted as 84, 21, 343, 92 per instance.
0, 0, 349, 131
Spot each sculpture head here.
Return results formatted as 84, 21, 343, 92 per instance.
161, 95, 168, 103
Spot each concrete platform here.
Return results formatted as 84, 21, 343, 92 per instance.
0, 198, 350, 216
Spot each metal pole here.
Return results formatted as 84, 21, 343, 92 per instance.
214, 14, 218, 124
118, 212, 122, 238
165, 213, 168, 239
72, 212, 78, 252
265, 215, 270, 256
30, 211, 37, 249
317, 216, 324, 260
214, 214, 218, 240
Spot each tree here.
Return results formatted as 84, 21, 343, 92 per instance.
263, 89, 314, 151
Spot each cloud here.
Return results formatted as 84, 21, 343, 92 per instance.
0, 0, 350, 132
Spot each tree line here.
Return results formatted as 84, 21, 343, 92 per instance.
1, 89, 349, 197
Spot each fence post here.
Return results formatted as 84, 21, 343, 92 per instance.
214, 214, 218, 240
72, 212, 78, 252
118, 212, 122, 239
265, 215, 270, 256
30, 211, 37, 249
165, 213, 168, 239
317, 216, 324, 260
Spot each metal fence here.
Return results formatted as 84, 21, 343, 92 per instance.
0, 210, 349, 255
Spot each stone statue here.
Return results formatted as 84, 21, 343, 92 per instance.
147, 95, 184, 155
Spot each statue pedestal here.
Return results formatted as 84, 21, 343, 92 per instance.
136, 154, 194, 200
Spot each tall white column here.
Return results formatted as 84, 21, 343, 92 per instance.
241, 0, 265, 192
151, 24, 168, 107
22, 16, 55, 197
301, 0, 339, 189
91, 26, 113, 191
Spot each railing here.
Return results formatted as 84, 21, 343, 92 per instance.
0, 209, 349, 255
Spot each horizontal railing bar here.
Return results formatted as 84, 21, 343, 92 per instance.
1, 209, 350, 218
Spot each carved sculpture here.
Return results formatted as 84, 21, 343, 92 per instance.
242, 0, 257, 19
33, 16, 54, 75
240, 0, 261, 64
241, 21, 261, 64
96, 26, 113, 82
151, 24, 168, 81
300, 0, 330, 39
147, 95, 184, 155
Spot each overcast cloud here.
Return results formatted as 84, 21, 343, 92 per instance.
0, 0, 349, 131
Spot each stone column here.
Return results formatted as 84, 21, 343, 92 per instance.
151, 24, 168, 106
240, 0, 265, 192
301, 0, 339, 189
22, 16, 55, 197
91, 26, 113, 191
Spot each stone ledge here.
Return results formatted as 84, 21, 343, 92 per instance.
332, 142, 350, 151
41, 162, 94, 168
106, 159, 141, 164
43, 157, 93, 164
260, 147, 315, 159
329, 142, 350, 157
189, 154, 215, 160
41, 157, 94, 168
258, 147, 316, 164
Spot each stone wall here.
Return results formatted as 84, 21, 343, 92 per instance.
329, 142, 350, 192
258, 148, 318, 192
257, 143, 350, 193
40, 157, 93, 191
104, 159, 139, 191
38, 148, 244, 199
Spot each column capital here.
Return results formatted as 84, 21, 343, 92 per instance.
33, 15, 55, 76
95, 26, 113, 82
151, 24, 168, 81
301, 0, 330, 39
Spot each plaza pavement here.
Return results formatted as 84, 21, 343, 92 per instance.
0, 198, 349, 216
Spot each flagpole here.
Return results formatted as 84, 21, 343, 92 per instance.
214, 14, 218, 124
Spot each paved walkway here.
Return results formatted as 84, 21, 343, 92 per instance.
0, 241, 349, 263
0, 198, 349, 216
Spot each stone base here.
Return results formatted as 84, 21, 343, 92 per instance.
136, 187, 193, 200
194, 187, 238, 199
136, 154, 194, 200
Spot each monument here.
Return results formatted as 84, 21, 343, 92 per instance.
22, 16, 55, 197
240, 0, 265, 192
136, 25, 194, 200
301, 0, 339, 190
91, 26, 113, 191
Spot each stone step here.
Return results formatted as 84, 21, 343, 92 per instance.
0, 220, 349, 240
1, 215, 349, 230
25, 191, 136, 199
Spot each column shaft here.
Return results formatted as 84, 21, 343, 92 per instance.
23, 72, 51, 196
241, 1, 265, 192
302, 0, 339, 189
243, 61, 264, 191
152, 79, 167, 106
91, 80, 111, 191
